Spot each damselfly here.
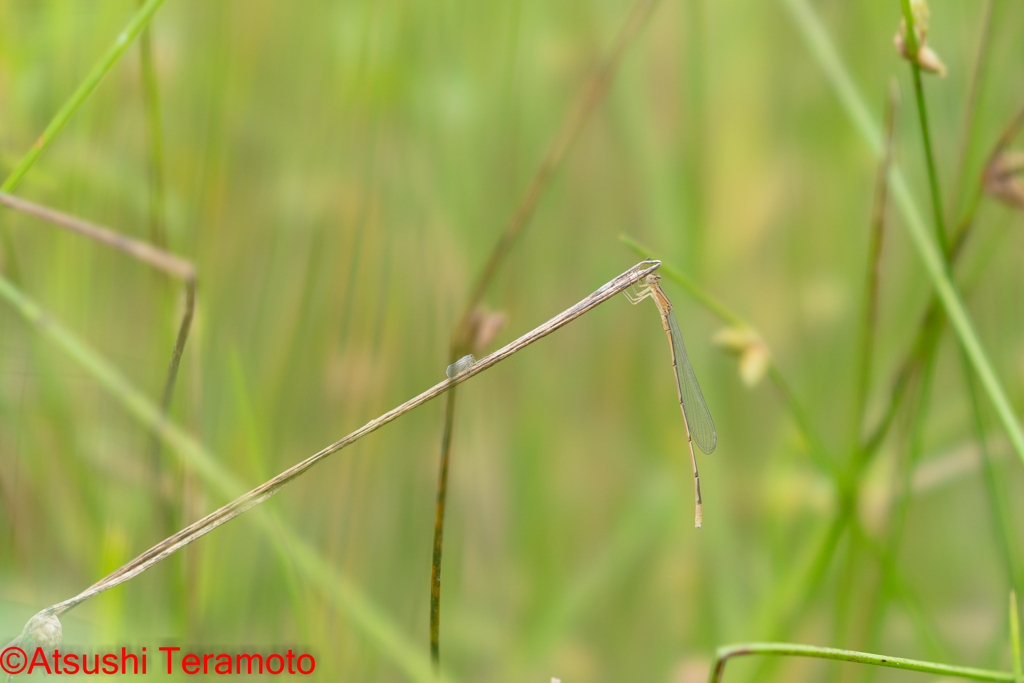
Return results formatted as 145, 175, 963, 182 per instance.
626, 273, 716, 528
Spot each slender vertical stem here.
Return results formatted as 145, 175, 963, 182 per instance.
899, 0, 949, 256
949, 0, 994, 226
150, 279, 196, 532
429, 388, 457, 671
428, 0, 662, 666
137, 0, 167, 249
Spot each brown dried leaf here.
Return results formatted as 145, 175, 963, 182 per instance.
984, 151, 1024, 210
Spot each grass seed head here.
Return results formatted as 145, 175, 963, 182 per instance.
894, 0, 947, 76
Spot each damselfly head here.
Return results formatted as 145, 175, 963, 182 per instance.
644, 273, 661, 286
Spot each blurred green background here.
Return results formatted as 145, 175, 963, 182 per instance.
1, 0, 1023, 681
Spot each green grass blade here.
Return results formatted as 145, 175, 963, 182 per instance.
709, 643, 1015, 683
1, 0, 167, 192
779, 0, 1024, 469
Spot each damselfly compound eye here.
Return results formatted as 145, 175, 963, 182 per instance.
446, 354, 476, 378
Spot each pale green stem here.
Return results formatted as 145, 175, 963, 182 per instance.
709, 643, 1015, 683
899, 0, 949, 254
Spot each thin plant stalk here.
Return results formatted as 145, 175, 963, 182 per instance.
429, 389, 457, 671
898, 0, 949, 255
429, 0, 662, 666
0, 193, 192, 279
137, 0, 167, 249
708, 643, 1015, 683
0, 260, 660, 651
949, 0, 995, 227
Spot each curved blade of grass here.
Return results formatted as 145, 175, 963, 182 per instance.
779, 0, 1024, 469
1, 0, 167, 192
709, 643, 1015, 683
0, 275, 444, 683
